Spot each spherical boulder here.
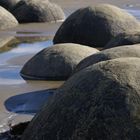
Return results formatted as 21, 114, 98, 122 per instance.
105, 31, 140, 49
0, 0, 20, 11
22, 57, 140, 140
53, 4, 140, 48
0, 6, 18, 30
20, 43, 99, 80
75, 44, 140, 72
12, 0, 65, 23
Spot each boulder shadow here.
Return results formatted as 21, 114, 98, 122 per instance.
4, 89, 55, 115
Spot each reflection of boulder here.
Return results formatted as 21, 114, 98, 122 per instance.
12, 0, 65, 23
20, 43, 99, 80
0, 6, 18, 30
0, 0, 20, 11
75, 44, 140, 72
105, 31, 140, 49
22, 57, 140, 140
53, 4, 140, 48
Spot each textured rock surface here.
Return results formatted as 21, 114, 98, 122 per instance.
105, 31, 140, 49
53, 4, 140, 48
0, 6, 18, 30
0, 0, 20, 11
20, 43, 99, 80
12, 0, 65, 23
75, 44, 140, 72
22, 57, 140, 140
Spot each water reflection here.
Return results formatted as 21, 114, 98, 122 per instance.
10, 40, 52, 54
5, 89, 55, 114
126, 9, 140, 20
0, 67, 24, 85
0, 39, 53, 85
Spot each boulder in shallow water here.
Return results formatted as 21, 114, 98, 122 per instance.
22, 57, 140, 140
12, 0, 65, 23
0, 6, 18, 30
20, 43, 99, 80
75, 44, 140, 72
105, 31, 140, 49
53, 4, 140, 48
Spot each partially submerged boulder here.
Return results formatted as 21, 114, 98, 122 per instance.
20, 43, 99, 80
75, 44, 140, 72
105, 31, 140, 49
53, 4, 140, 48
12, 0, 65, 23
0, 6, 18, 30
0, 0, 20, 11
22, 57, 140, 140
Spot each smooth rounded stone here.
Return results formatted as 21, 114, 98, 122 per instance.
20, 43, 99, 80
22, 57, 140, 140
53, 4, 140, 48
0, 6, 18, 30
0, 0, 20, 11
105, 31, 140, 49
12, 0, 65, 23
75, 44, 140, 73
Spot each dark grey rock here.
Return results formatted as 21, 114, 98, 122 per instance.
75, 44, 140, 73
53, 4, 140, 48
0, 0, 20, 11
12, 0, 65, 23
105, 31, 140, 49
22, 57, 140, 140
20, 43, 99, 80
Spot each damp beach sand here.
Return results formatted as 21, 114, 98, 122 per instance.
0, 0, 140, 139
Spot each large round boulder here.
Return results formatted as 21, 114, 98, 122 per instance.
0, 0, 20, 11
53, 4, 140, 48
105, 31, 140, 49
22, 57, 140, 140
12, 0, 65, 23
75, 44, 140, 72
20, 43, 99, 80
0, 6, 18, 30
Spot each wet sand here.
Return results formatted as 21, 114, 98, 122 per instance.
0, 0, 140, 134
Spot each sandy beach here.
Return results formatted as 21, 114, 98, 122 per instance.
0, 0, 140, 136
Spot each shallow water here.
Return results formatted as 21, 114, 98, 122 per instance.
0, 5, 140, 134
0, 34, 64, 133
